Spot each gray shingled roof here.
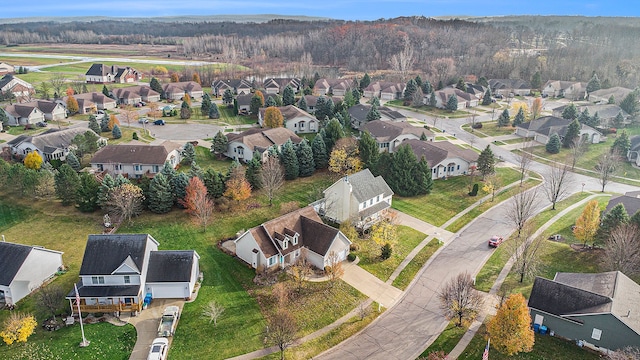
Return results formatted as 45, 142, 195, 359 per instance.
146, 251, 197, 282
528, 277, 612, 317
90, 144, 171, 166
0, 242, 32, 286
604, 194, 640, 217
362, 120, 432, 142
68, 282, 141, 298
403, 139, 479, 168
79, 234, 154, 275
347, 168, 394, 203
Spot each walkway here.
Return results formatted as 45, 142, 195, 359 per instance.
341, 262, 404, 307
128, 299, 185, 360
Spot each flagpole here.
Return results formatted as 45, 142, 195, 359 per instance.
75, 283, 90, 347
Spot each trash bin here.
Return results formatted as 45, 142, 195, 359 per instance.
533, 324, 540, 333
540, 325, 548, 335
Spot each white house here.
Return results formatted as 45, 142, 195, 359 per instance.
162, 81, 203, 101
212, 79, 252, 96
363, 81, 405, 100
627, 136, 640, 166
0, 241, 63, 307
7, 127, 105, 162
403, 139, 479, 179
313, 168, 394, 230
515, 116, 602, 144
542, 80, 587, 100
362, 120, 434, 153
235, 206, 352, 270
258, 105, 318, 134
3, 103, 44, 126
0, 62, 15, 75
224, 127, 302, 163
85, 64, 141, 84
0, 74, 35, 102
66, 234, 200, 315
90, 141, 182, 178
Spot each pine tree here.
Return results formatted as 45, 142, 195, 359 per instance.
265, 96, 277, 107
323, 119, 344, 151
112, 124, 122, 139
546, 133, 561, 154
182, 143, 196, 164
414, 75, 423, 87
65, 152, 81, 172
102, 85, 110, 98
97, 174, 115, 208
359, 131, 380, 170
429, 91, 437, 107
478, 76, 489, 87
0, 108, 8, 126
530, 71, 542, 90
562, 119, 581, 148
280, 139, 299, 180
513, 107, 525, 126
360, 73, 371, 90
160, 161, 177, 182
497, 109, 510, 127
55, 164, 81, 206
421, 79, 432, 95
586, 73, 601, 94
620, 91, 639, 116
446, 94, 458, 111
613, 111, 625, 128
201, 93, 211, 115
387, 145, 420, 196
415, 156, 433, 195
455, 78, 467, 91
366, 104, 381, 121
209, 102, 220, 119
171, 172, 190, 207
311, 133, 328, 169
245, 151, 263, 189
147, 173, 174, 213
477, 145, 495, 179
211, 131, 228, 159
481, 89, 492, 106
597, 203, 629, 244
180, 100, 191, 119
282, 85, 295, 106
297, 95, 308, 111
487, 293, 535, 356
612, 130, 631, 156
150, 77, 163, 95
561, 103, 578, 120
589, 112, 600, 128
223, 89, 233, 106
100, 115, 110, 132
352, 88, 361, 103
404, 79, 418, 102
296, 139, 315, 177
76, 173, 100, 212
578, 108, 591, 124
88, 115, 100, 134
608, 95, 616, 104
188, 161, 203, 179
314, 96, 327, 120
368, 96, 380, 107
202, 169, 225, 198
114, 174, 130, 186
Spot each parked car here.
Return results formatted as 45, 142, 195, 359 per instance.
147, 337, 169, 360
138, 118, 149, 124
36, 121, 47, 127
488, 235, 504, 248
153, 119, 165, 125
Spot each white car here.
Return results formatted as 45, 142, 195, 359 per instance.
147, 337, 169, 360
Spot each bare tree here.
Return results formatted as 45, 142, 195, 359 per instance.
438, 272, 484, 327
289, 248, 312, 292
49, 73, 68, 98
569, 136, 587, 170
507, 188, 539, 237
325, 250, 344, 286
107, 183, 144, 223
119, 105, 139, 128
261, 156, 284, 206
516, 145, 533, 186
389, 37, 415, 78
271, 282, 291, 309
35, 283, 65, 323
602, 224, 640, 276
202, 301, 225, 326
543, 161, 573, 210
595, 151, 619, 193
266, 309, 298, 360
508, 222, 545, 283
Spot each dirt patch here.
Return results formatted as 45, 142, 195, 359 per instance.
569, 243, 605, 253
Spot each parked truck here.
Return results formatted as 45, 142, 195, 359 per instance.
157, 306, 180, 337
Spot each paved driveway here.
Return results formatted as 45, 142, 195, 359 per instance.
128, 299, 184, 360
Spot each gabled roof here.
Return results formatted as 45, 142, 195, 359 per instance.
79, 234, 158, 275
0, 242, 33, 286
346, 168, 394, 202
529, 276, 612, 317
313, 78, 351, 92
516, 116, 601, 137
362, 120, 432, 142
436, 87, 478, 103
90, 144, 174, 165
64, 92, 116, 105
348, 104, 406, 123
163, 81, 202, 95
488, 78, 531, 90
8, 127, 100, 155
303, 95, 342, 107
85, 63, 111, 76
403, 139, 479, 168
631, 135, 640, 152
589, 87, 633, 102
0, 74, 15, 88
4, 104, 39, 118
146, 251, 199, 282
577, 104, 627, 119
213, 79, 252, 90
604, 192, 640, 217
112, 85, 159, 100
258, 105, 315, 122
227, 127, 302, 153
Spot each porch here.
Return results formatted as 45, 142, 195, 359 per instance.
71, 299, 142, 314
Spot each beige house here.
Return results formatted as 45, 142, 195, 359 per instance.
59, 92, 117, 114
90, 141, 182, 178
3, 103, 44, 126
542, 80, 587, 100
433, 87, 479, 109
363, 81, 405, 100
0, 62, 15, 75
314, 78, 352, 96
0, 74, 35, 102
362, 120, 434, 153
7, 127, 105, 162
403, 139, 479, 179
85, 64, 141, 84
348, 104, 407, 130
262, 78, 301, 94
224, 127, 302, 163
515, 116, 602, 144
212, 79, 252, 96
162, 81, 203, 101
589, 86, 633, 104
112, 85, 161, 105
488, 79, 531, 96
258, 105, 318, 134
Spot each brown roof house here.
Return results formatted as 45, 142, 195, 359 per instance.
58, 92, 117, 114
212, 79, 252, 96
262, 78, 301, 94
515, 116, 602, 145
85, 64, 141, 84
90, 141, 183, 178
362, 120, 434, 153
312, 168, 394, 230
589, 86, 633, 105
234, 206, 352, 271
112, 85, 161, 105
3, 103, 44, 126
363, 81, 405, 100
7, 127, 106, 162
542, 80, 587, 100
488, 79, 531, 96
258, 105, 318, 134
0, 74, 35, 102
528, 271, 640, 352
314, 78, 352, 96
0, 62, 15, 76
403, 139, 479, 179
224, 127, 302, 163
433, 87, 479, 109
162, 81, 203, 101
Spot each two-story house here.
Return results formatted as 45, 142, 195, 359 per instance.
66, 234, 200, 315
262, 78, 301, 94
90, 141, 182, 178
212, 79, 252, 96
85, 64, 141, 84
0, 74, 35, 102
313, 168, 394, 230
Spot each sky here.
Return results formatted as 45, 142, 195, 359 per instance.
3, 0, 640, 20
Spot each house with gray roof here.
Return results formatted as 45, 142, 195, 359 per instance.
66, 234, 200, 315
362, 120, 434, 153
515, 116, 602, 144
234, 206, 351, 270
0, 241, 63, 307
432, 87, 480, 110
262, 77, 301, 94
604, 191, 640, 218
258, 105, 318, 134
313, 168, 394, 230
5, 100, 66, 123
58, 92, 117, 114
3, 102, 44, 126
528, 271, 640, 352
90, 141, 182, 178
162, 81, 203, 101
403, 139, 479, 179
212, 79, 252, 96
363, 81, 406, 100
542, 80, 587, 100
0, 74, 35, 102
628, 136, 640, 166
589, 87, 633, 105
112, 85, 161, 105
314, 78, 352, 96
224, 127, 302, 163
236, 92, 278, 114
85, 64, 141, 84
349, 104, 407, 130
7, 127, 105, 162
301, 95, 342, 114
488, 79, 531, 96
552, 104, 629, 127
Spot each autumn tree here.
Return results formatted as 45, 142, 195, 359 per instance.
543, 161, 572, 210
290, 248, 312, 292
23, 151, 43, 170
531, 97, 543, 120
487, 293, 534, 356
1, 313, 37, 345
264, 106, 284, 128
325, 250, 345, 286
224, 165, 251, 203
180, 176, 214, 231
107, 183, 144, 223
66, 95, 79, 114
108, 113, 120, 130
170, 73, 179, 82
120, 104, 138, 127
266, 309, 298, 360
506, 188, 539, 237
509, 222, 545, 283
595, 151, 619, 192
573, 200, 601, 247
602, 224, 640, 276
438, 272, 483, 327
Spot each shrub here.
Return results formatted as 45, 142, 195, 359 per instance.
132, 132, 138, 140
469, 183, 479, 196
380, 243, 392, 260
347, 253, 357, 262
349, 243, 360, 252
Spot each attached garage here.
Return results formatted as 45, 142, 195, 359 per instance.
146, 282, 190, 299
145, 251, 200, 299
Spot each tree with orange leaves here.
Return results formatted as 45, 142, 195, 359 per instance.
531, 97, 543, 120
180, 177, 214, 231
192, 73, 201, 85
264, 106, 284, 128
65, 87, 74, 96
66, 95, 79, 115
487, 293, 534, 356
170, 73, 180, 82
224, 165, 251, 203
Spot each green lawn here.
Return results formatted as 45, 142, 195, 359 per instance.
352, 226, 426, 282
393, 167, 521, 227
419, 320, 468, 358
461, 123, 488, 138
42, 61, 235, 76
0, 56, 68, 66
467, 121, 516, 137
385, 100, 470, 118
502, 137, 534, 145
392, 238, 441, 290
0, 322, 136, 360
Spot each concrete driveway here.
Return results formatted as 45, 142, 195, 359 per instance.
128, 299, 184, 360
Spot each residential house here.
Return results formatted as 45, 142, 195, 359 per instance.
589, 87, 633, 104
162, 81, 203, 101
212, 79, 252, 96
235, 206, 352, 270
8, 100, 66, 122
0, 62, 15, 75
66, 234, 200, 314
463, 82, 488, 98
314, 78, 352, 96
258, 105, 318, 134
348, 104, 407, 130
262, 78, 301, 94
3, 103, 44, 126
237, 92, 279, 115
552, 104, 629, 127
603, 191, 640, 218
515, 116, 602, 144
58, 92, 117, 114
403, 139, 479, 179
90, 141, 182, 178
301, 95, 342, 113
85, 64, 141, 84
313, 168, 394, 230
112, 85, 161, 105
528, 271, 640, 352
7, 127, 105, 161
488, 79, 532, 97
628, 136, 640, 167
224, 127, 302, 163
363, 81, 406, 100
362, 120, 434, 153
433, 88, 479, 109
0, 74, 35, 102
0, 241, 63, 307
542, 80, 587, 100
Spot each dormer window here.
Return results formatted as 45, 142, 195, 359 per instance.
282, 239, 288, 250
292, 234, 299, 246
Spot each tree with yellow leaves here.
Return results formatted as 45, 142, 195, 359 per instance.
183, 93, 192, 106
573, 200, 601, 247
531, 97, 543, 120
1, 313, 37, 345
224, 165, 252, 203
170, 73, 180, 82
482, 175, 500, 202
66, 94, 79, 115
192, 73, 201, 85
487, 293, 535, 356
328, 148, 363, 176
264, 106, 284, 128
511, 101, 529, 116
108, 114, 120, 130
24, 151, 43, 170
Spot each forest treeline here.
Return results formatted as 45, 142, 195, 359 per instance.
2, 16, 640, 87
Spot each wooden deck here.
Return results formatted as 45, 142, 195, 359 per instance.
73, 302, 142, 314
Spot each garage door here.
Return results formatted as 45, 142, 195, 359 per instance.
147, 283, 187, 299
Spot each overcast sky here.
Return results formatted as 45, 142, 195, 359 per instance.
2, 0, 639, 20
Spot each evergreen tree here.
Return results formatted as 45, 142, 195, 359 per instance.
437, 80, 444, 90
446, 94, 458, 112
611, 130, 631, 156
296, 139, 315, 177
368, 96, 380, 107
150, 77, 163, 95
112, 124, 122, 139
0, 107, 8, 127
360, 73, 371, 90
613, 111, 625, 128
265, 95, 277, 107
283, 85, 295, 106
188, 161, 203, 179
280, 139, 299, 180
546, 133, 561, 154
477, 145, 496, 179
182, 143, 196, 164
100, 115, 110, 132
245, 151, 263, 189
620, 91, 639, 116
608, 95, 616, 104
497, 109, 511, 127
373, 151, 392, 177
114, 174, 130, 187
324, 119, 344, 151
148, 173, 174, 213
589, 112, 600, 128
578, 108, 591, 124
201, 93, 211, 115
404, 79, 418, 102
233, 98, 239, 115
561, 103, 578, 120
387, 145, 420, 197
88, 115, 101, 134
180, 100, 191, 119
597, 203, 629, 243
211, 131, 228, 159
586, 73, 601, 94
171, 172, 190, 207
311, 133, 329, 169
455, 78, 467, 91
415, 156, 433, 195
250, 93, 264, 116
314, 96, 327, 120
530, 71, 542, 90
54, 164, 80, 206
478, 76, 489, 88
429, 91, 437, 107
342, 90, 355, 108
102, 85, 110, 98
366, 103, 381, 121
414, 75, 423, 88
359, 131, 380, 170
421, 79, 433, 95
160, 161, 177, 182
563, 119, 581, 148
202, 169, 225, 198
97, 174, 115, 208
352, 88, 361, 103
76, 172, 100, 212
481, 89, 492, 106
297, 94, 308, 111
513, 107, 525, 126
208, 102, 220, 119
66, 152, 81, 172
222, 89, 234, 106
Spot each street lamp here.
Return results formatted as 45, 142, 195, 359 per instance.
582, 182, 585, 193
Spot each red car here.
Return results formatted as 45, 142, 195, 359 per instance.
488, 235, 504, 248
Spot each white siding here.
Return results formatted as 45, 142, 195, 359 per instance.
10, 248, 62, 304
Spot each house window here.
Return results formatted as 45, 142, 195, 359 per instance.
97, 164, 104, 171
237, 147, 244, 156
134, 164, 142, 172
591, 328, 602, 341
282, 240, 288, 250
433, 168, 437, 174
268, 256, 277, 266
124, 276, 130, 284
292, 234, 298, 245
294, 123, 297, 127
377, 195, 381, 202
91, 276, 105, 285
457, 165, 460, 170
152, 165, 159, 173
